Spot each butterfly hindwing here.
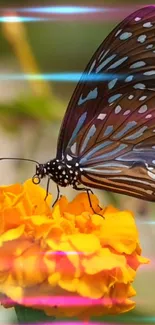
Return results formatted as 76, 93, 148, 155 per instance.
65, 88, 155, 201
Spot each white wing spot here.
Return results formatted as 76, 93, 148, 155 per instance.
135, 17, 141, 21
146, 44, 153, 49
144, 70, 155, 76
115, 29, 122, 37
66, 154, 73, 161
139, 95, 147, 101
123, 110, 130, 115
88, 60, 96, 74
138, 105, 148, 113
148, 171, 155, 180
134, 83, 145, 90
115, 105, 122, 114
97, 113, 106, 120
108, 78, 117, 90
130, 61, 146, 69
125, 75, 133, 82
146, 114, 152, 119
108, 93, 122, 104
137, 35, 147, 43
71, 142, 77, 154
120, 32, 132, 40
143, 22, 153, 28
128, 95, 134, 100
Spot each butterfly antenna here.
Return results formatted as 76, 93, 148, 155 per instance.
0, 157, 40, 165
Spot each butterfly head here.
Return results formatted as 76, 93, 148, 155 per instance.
32, 163, 47, 184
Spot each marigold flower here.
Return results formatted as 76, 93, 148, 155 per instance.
0, 179, 149, 318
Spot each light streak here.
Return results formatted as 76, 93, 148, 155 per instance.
0, 16, 50, 22
0, 72, 125, 82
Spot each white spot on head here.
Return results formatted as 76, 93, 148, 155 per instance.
64, 179, 68, 183
97, 113, 106, 120
143, 22, 153, 28
138, 105, 148, 113
120, 32, 132, 40
115, 105, 122, 114
123, 110, 130, 115
128, 95, 134, 100
56, 160, 59, 162
66, 154, 73, 161
137, 35, 147, 43
134, 83, 145, 90
139, 96, 147, 101
58, 166, 62, 170
80, 168, 83, 172
125, 75, 133, 82
135, 17, 141, 21
62, 171, 66, 175
146, 114, 152, 119
75, 163, 79, 167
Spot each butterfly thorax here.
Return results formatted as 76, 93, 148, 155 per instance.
35, 158, 81, 187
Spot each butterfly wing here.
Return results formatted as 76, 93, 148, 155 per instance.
65, 88, 155, 201
57, 5, 155, 160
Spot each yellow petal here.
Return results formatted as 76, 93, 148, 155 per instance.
0, 225, 25, 246
69, 234, 101, 255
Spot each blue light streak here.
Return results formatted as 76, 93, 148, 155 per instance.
0, 73, 124, 82
18, 6, 108, 15
0, 16, 49, 23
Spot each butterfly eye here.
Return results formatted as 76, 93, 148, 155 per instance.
32, 175, 41, 184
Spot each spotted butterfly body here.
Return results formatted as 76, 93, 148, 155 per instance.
35, 6, 155, 201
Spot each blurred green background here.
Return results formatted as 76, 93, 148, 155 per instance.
0, 0, 154, 323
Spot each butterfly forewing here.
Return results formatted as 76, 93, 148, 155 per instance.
57, 6, 155, 160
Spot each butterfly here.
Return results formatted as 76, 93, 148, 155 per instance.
31, 5, 155, 203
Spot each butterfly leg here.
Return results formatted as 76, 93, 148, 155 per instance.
44, 177, 51, 201
52, 184, 60, 207
73, 185, 101, 214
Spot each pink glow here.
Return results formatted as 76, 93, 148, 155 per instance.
1, 295, 132, 307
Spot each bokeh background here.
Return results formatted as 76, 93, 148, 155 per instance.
0, 0, 154, 323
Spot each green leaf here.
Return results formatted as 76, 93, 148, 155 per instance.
15, 305, 55, 324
